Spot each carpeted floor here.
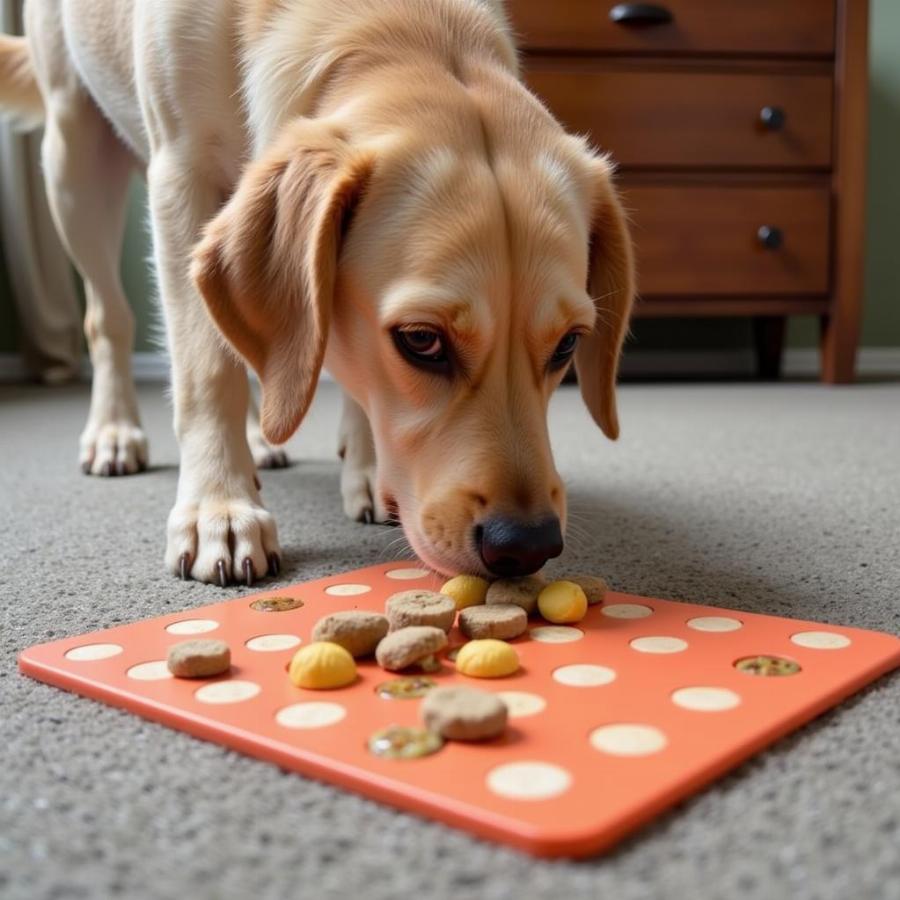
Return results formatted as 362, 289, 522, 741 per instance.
1, 379, 898, 900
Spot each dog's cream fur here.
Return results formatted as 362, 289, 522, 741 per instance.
1, 0, 634, 582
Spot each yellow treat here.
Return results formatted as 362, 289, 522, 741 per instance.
288, 641, 357, 689
454, 639, 519, 678
441, 575, 490, 610
537, 581, 588, 624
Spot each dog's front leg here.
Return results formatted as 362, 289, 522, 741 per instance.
148, 153, 280, 585
338, 391, 391, 525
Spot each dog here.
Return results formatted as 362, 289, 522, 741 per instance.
0, 0, 634, 584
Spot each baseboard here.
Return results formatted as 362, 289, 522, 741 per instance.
2, 347, 899, 384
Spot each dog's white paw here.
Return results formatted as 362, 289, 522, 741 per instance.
341, 462, 391, 525
80, 421, 148, 476
247, 430, 291, 470
166, 496, 281, 586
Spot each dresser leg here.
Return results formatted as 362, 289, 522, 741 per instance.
819, 312, 859, 383
753, 316, 786, 379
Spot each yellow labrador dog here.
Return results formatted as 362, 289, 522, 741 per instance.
0, 0, 633, 584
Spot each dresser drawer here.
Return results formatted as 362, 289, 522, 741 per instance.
622, 185, 831, 295
527, 66, 833, 169
509, 0, 836, 56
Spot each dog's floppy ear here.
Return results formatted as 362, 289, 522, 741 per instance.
574, 156, 635, 440
191, 120, 374, 445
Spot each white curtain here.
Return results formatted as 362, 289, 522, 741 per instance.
0, 0, 81, 382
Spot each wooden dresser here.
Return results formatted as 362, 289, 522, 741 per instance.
507, 0, 869, 381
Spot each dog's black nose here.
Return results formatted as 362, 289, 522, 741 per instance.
476, 517, 563, 577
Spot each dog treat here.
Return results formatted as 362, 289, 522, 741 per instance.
167, 639, 231, 678
459, 604, 527, 640
567, 574, 608, 606
537, 581, 588, 624
485, 575, 545, 616
454, 639, 520, 678
250, 595, 304, 613
312, 610, 389, 658
386, 590, 457, 632
420, 685, 508, 741
375, 626, 448, 672
368, 725, 444, 760
440, 575, 490, 610
735, 655, 802, 677
375, 676, 438, 700
288, 641, 357, 689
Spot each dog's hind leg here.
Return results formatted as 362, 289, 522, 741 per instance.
247, 389, 290, 470
338, 391, 391, 524
34, 52, 145, 475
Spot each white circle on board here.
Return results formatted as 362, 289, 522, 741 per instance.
65, 643, 123, 662
601, 603, 653, 619
324, 583, 371, 597
126, 660, 173, 681
276, 702, 347, 729
385, 567, 430, 580
790, 631, 851, 650
165, 619, 219, 635
194, 680, 261, 704
590, 724, 668, 757
496, 691, 547, 718
552, 664, 617, 687
529, 625, 584, 644
687, 616, 743, 633
486, 762, 572, 801
630, 636, 688, 654
245, 634, 302, 652
672, 686, 741, 712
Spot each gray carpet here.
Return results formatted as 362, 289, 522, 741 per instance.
1, 380, 898, 900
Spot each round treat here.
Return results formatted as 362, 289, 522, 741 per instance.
440, 575, 490, 610
386, 590, 456, 632
368, 725, 444, 759
485, 575, 545, 616
311, 611, 389, 658
421, 685, 508, 741
375, 676, 438, 699
375, 626, 448, 672
167, 639, 231, 678
735, 655, 802, 677
455, 639, 520, 678
567, 574, 607, 606
288, 641, 357, 689
250, 595, 303, 612
537, 581, 588, 624
459, 604, 527, 640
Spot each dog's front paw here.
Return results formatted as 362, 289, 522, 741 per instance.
166, 496, 281, 586
340, 462, 392, 525
80, 421, 148, 476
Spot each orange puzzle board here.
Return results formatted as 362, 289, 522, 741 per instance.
18, 562, 900, 858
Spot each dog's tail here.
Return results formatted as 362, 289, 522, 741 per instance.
0, 35, 44, 130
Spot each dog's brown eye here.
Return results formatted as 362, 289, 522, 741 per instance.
550, 331, 580, 369
392, 327, 449, 370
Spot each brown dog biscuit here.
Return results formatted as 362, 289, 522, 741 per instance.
420, 685, 508, 741
567, 574, 607, 606
459, 604, 527, 640
386, 590, 456, 632
375, 626, 448, 672
167, 639, 231, 678
312, 610, 389, 657
485, 575, 546, 615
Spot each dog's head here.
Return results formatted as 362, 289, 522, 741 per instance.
192, 81, 633, 578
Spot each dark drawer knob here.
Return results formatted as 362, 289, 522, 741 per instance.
757, 226, 784, 250
609, 4, 673, 26
760, 106, 786, 131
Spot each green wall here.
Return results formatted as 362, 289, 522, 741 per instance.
1, 0, 898, 358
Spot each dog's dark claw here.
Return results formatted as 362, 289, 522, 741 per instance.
267, 553, 280, 577
100, 461, 114, 477
116, 460, 127, 476
216, 559, 229, 587
137, 459, 148, 473
361, 508, 373, 525
179, 553, 192, 581
81, 461, 92, 475
254, 474, 262, 491
243, 557, 254, 587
